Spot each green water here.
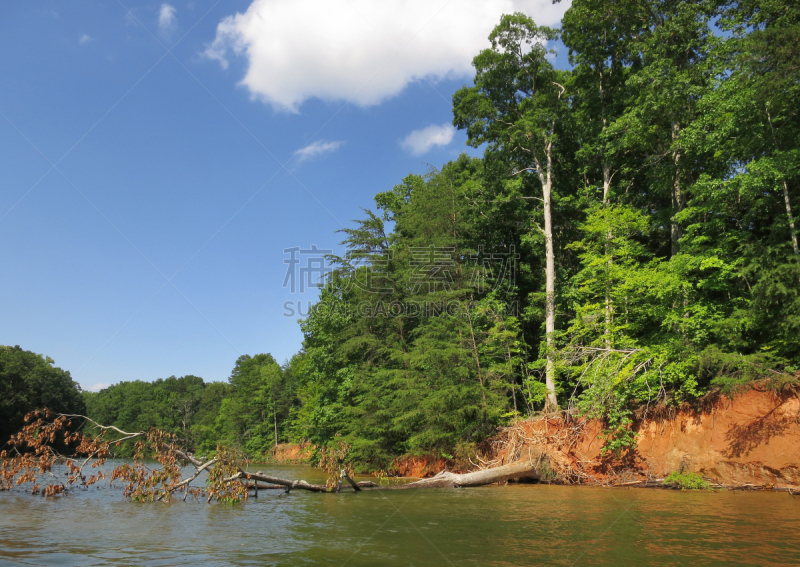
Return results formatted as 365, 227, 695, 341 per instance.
1, 464, 798, 566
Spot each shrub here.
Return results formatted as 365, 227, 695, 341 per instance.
665, 470, 711, 490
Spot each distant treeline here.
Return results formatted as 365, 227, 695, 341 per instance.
82, 354, 297, 457
0, 346, 300, 459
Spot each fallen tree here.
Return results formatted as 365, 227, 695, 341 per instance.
241, 458, 545, 493
0, 410, 548, 501
397, 459, 543, 488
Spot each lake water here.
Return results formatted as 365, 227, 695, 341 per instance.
1, 464, 799, 566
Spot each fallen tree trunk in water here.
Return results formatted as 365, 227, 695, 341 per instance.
399, 459, 543, 489
240, 457, 545, 492
240, 471, 378, 492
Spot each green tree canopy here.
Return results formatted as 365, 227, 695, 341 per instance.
0, 345, 85, 447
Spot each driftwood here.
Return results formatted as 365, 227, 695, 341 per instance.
237, 458, 544, 493
236, 470, 378, 492
397, 459, 543, 489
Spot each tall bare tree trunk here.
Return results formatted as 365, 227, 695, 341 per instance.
671, 121, 684, 257
603, 162, 613, 348
782, 179, 800, 258
543, 141, 558, 412
600, 64, 614, 345
532, 86, 565, 413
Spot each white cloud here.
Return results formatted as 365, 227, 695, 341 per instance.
204, 0, 569, 112
85, 382, 111, 392
159, 3, 177, 30
400, 123, 455, 155
79, 34, 92, 45
294, 140, 345, 163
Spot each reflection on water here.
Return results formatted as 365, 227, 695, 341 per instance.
1, 464, 799, 566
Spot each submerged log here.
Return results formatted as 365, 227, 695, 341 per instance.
240, 457, 545, 493
241, 471, 327, 492
399, 459, 544, 489
241, 471, 378, 492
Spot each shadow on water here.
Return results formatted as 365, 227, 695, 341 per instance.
1, 465, 799, 566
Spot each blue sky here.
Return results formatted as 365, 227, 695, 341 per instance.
0, 0, 570, 391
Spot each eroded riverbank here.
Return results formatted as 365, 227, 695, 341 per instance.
273, 383, 800, 491
489, 383, 800, 489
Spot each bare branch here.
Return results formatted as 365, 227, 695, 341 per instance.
172, 458, 219, 491
59, 414, 145, 439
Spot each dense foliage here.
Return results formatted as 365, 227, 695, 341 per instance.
286, 0, 800, 466
5, 0, 798, 469
82, 354, 298, 457
0, 346, 85, 447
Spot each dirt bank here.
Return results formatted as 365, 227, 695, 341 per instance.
390, 455, 448, 478
270, 442, 314, 464
488, 382, 800, 488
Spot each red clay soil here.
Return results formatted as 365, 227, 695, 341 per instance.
490, 383, 800, 488
390, 455, 448, 478
271, 442, 314, 464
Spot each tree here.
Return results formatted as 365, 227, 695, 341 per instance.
0, 345, 85, 447
453, 13, 570, 410
216, 354, 285, 455
609, 0, 718, 257
561, 0, 643, 344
